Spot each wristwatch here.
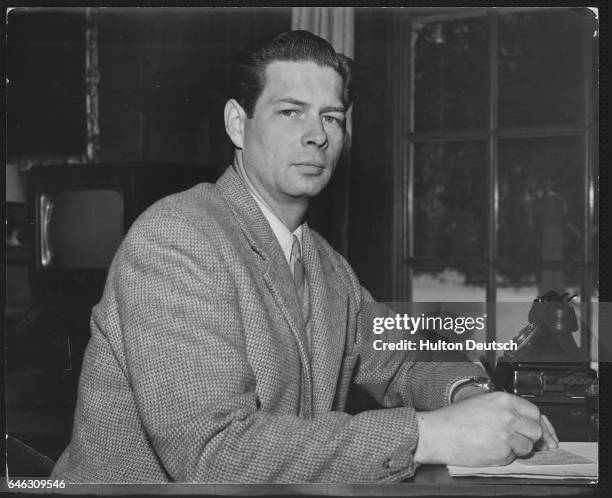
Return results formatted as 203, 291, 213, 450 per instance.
451, 376, 495, 403
466, 376, 496, 393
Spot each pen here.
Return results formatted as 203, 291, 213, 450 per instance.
478, 355, 507, 392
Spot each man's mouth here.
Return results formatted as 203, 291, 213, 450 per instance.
293, 162, 325, 169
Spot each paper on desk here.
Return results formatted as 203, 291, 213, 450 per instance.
447, 442, 597, 480
519, 447, 592, 465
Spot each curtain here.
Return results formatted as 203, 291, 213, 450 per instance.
291, 7, 354, 58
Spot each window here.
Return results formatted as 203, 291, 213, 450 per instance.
401, 8, 598, 355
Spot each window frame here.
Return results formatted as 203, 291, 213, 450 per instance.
393, 8, 598, 359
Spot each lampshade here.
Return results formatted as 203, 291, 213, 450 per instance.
6, 164, 25, 203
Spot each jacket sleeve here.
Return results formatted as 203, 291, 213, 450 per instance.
326, 240, 485, 412
107, 207, 421, 483
340, 268, 485, 412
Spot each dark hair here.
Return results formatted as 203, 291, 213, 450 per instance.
232, 30, 354, 118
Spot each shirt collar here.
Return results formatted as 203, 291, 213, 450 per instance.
237, 165, 303, 266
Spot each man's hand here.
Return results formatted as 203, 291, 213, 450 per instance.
414, 392, 559, 467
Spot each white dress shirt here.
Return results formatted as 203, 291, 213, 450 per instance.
237, 166, 303, 273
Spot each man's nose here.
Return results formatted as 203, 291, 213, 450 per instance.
301, 116, 328, 148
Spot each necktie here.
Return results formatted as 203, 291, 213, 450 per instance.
290, 235, 305, 300
290, 235, 309, 322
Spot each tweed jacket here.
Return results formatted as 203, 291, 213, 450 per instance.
52, 165, 484, 483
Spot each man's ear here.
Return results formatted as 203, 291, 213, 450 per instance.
224, 99, 247, 149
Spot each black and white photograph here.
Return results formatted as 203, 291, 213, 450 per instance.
4, 5, 602, 495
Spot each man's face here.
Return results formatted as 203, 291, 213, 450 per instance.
241, 60, 346, 203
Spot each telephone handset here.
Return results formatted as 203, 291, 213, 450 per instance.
504, 291, 581, 362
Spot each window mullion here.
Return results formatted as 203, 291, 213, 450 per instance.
407, 124, 594, 142
393, 13, 412, 302
486, 10, 499, 356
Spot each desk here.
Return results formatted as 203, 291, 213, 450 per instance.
405, 464, 596, 496
6, 469, 595, 496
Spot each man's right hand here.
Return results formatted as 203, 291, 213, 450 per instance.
413, 392, 559, 467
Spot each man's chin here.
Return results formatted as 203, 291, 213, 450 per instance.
290, 178, 330, 198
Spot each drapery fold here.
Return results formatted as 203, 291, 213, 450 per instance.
291, 7, 354, 58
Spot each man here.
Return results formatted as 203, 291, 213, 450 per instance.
52, 30, 557, 483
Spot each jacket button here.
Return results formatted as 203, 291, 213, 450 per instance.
382, 458, 393, 469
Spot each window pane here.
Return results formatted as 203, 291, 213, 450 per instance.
414, 16, 488, 131
414, 141, 487, 258
498, 137, 583, 261
412, 266, 486, 302
496, 266, 582, 301
499, 9, 589, 126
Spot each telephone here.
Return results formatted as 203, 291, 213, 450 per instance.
495, 291, 596, 397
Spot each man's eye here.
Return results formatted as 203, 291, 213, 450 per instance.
323, 115, 344, 126
280, 109, 299, 117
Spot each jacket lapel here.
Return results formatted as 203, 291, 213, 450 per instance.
302, 225, 349, 415
216, 166, 313, 414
